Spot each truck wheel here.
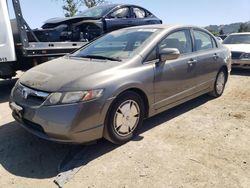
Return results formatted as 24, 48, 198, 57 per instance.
0, 64, 16, 79
105, 91, 145, 145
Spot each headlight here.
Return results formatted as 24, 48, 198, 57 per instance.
242, 53, 250, 59
48, 93, 62, 105
44, 89, 103, 105
61, 91, 85, 104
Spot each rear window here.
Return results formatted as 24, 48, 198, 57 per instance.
133, 7, 146, 18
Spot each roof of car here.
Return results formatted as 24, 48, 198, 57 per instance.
124, 24, 202, 30
229, 32, 250, 35
95, 4, 146, 8
96, 4, 156, 11
95, 4, 158, 16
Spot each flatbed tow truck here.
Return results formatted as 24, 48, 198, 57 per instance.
0, 0, 87, 79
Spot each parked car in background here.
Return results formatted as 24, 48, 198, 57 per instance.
223, 32, 250, 68
30, 4, 162, 42
10, 25, 231, 144
219, 34, 228, 40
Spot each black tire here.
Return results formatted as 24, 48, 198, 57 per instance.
209, 69, 227, 98
104, 91, 145, 145
0, 63, 16, 79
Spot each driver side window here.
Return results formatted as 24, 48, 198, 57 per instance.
110, 7, 130, 18
159, 30, 192, 54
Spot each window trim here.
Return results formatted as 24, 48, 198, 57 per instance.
144, 47, 158, 63
211, 36, 218, 48
158, 29, 194, 55
143, 28, 194, 64
131, 6, 147, 19
108, 6, 131, 19
191, 28, 218, 52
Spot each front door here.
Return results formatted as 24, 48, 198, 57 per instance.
153, 29, 197, 110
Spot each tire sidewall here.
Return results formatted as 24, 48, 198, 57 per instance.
214, 70, 227, 97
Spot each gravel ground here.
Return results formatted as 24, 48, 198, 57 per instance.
0, 69, 249, 188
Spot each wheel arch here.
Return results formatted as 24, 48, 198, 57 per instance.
124, 88, 149, 118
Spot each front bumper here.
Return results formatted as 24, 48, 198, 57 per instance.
231, 59, 250, 68
10, 99, 112, 144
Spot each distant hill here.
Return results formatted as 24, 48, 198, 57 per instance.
205, 21, 250, 34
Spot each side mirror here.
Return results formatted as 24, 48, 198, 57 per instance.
159, 48, 180, 62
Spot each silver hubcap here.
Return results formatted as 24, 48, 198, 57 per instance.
216, 72, 225, 95
114, 100, 140, 137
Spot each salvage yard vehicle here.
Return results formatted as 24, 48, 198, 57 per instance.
223, 32, 250, 68
10, 25, 231, 144
0, 1, 160, 79
0, 0, 87, 79
32, 4, 162, 42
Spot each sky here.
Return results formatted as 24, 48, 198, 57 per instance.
7, 0, 250, 29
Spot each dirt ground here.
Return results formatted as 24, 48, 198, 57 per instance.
0, 69, 250, 188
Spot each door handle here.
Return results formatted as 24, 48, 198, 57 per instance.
213, 53, 219, 60
187, 59, 197, 67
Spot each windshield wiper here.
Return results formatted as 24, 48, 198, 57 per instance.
76, 55, 122, 62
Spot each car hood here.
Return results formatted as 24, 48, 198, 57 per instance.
223, 44, 250, 53
44, 16, 99, 24
19, 57, 121, 92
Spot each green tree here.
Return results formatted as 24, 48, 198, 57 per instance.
83, 0, 105, 8
58, 0, 107, 17
238, 23, 249, 32
62, 0, 78, 17
219, 29, 224, 35
208, 29, 219, 36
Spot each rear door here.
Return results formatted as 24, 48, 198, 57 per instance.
191, 29, 221, 90
153, 29, 198, 109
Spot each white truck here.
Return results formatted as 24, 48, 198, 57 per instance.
0, 0, 87, 79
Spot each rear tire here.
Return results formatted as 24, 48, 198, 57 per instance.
209, 69, 227, 98
104, 91, 145, 145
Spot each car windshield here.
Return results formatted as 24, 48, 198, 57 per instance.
223, 34, 250, 44
71, 28, 161, 61
77, 5, 114, 18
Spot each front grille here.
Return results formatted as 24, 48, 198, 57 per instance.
231, 52, 243, 59
13, 83, 50, 106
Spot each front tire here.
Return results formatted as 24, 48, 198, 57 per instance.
209, 69, 227, 97
104, 91, 145, 145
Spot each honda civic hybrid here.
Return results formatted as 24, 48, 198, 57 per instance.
10, 25, 231, 144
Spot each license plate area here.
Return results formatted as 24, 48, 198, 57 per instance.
10, 102, 24, 119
